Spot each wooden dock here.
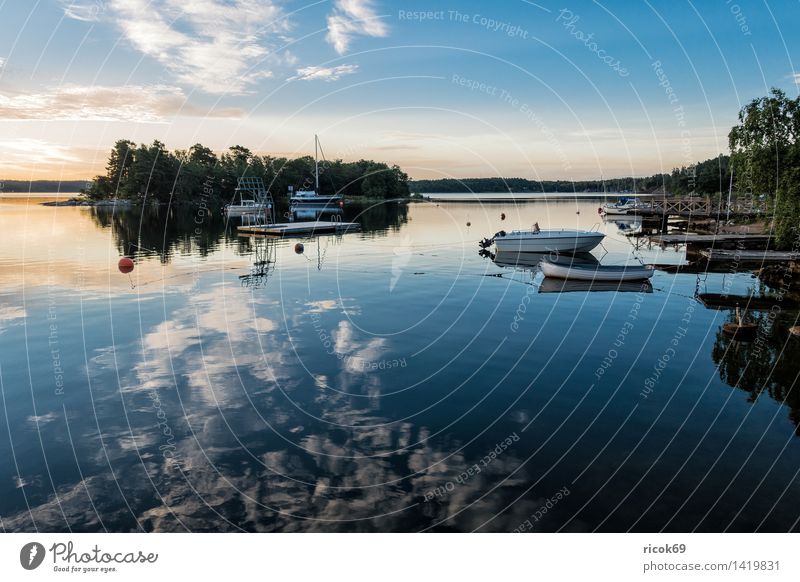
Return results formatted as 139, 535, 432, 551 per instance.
237, 220, 360, 236
649, 234, 771, 245
699, 249, 798, 262
637, 197, 766, 218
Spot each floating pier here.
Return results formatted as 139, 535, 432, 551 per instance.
649, 234, 771, 245
237, 220, 361, 236
699, 249, 798, 262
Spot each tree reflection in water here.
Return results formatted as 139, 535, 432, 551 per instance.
712, 308, 800, 432
90, 200, 409, 263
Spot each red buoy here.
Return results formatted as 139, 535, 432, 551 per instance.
597, 207, 603, 214
294, 243, 304, 254
118, 257, 134, 274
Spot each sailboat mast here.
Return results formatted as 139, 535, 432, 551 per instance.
314, 134, 319, 192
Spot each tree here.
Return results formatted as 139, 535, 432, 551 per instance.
729, 88, 800, 247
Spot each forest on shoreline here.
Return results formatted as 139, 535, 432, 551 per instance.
82, 141, 410, 204
409, 155, 731, 196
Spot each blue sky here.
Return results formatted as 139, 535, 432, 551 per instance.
0, 0, 798, 180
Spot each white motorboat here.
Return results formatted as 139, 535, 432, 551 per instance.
290, 135, 343, 207
491, 228, 605, 253
601, 197, 648, 215
540, 258, 654, 281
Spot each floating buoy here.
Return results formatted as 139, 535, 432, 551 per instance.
500, 213, 506, 221
294, 243, 304, 254
597, 207, 603, 214
790, 326, 800, 337
118, 257, 134, 274
466, 221, 471, 227
576, 210, 581, 214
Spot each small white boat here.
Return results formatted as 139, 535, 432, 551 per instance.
492, 228, 605, 253
540, 258, 654, 281
601, 197, 648, 215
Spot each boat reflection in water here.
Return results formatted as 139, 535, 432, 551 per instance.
538, 277, 653, 294
602, 214, 642, 235
291, 204, 343, 221
491, 250, 598, 271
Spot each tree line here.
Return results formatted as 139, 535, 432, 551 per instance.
409, 155, 731, 196
729, 88, 800, 248
84, 140, 410, 204
0, 180, 88, 193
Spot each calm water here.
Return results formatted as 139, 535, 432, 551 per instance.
1, 195, 799, 532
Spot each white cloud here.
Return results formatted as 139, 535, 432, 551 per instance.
793, 73, 800, 85
0, 138, 81, 161
63, 0, 292, 94
290, 64, 359, 82
0, 84, 241, 121
326, 0, 388, 55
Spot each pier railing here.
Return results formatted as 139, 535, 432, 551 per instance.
644, 196, 766, 217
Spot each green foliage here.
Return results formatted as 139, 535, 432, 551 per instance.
729, 88, 800, 248
84, 140, 410, 204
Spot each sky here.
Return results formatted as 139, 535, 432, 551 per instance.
0, 0, 798, 181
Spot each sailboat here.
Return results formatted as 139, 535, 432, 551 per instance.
290, 135, 343, 207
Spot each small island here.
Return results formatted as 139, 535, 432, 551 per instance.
79, 140, 411, 205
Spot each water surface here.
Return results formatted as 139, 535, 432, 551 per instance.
1, 196, 798, 532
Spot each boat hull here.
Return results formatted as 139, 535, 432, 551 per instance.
492, 251, 599, 270
539, 278, 653, 293
602, 207, 633, 215
224, 205, 271, 217
290, 196, 342, 206
541, 260, 654, 281
494, 231, 604, 253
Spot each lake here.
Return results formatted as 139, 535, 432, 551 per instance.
1, 194, 798, 532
